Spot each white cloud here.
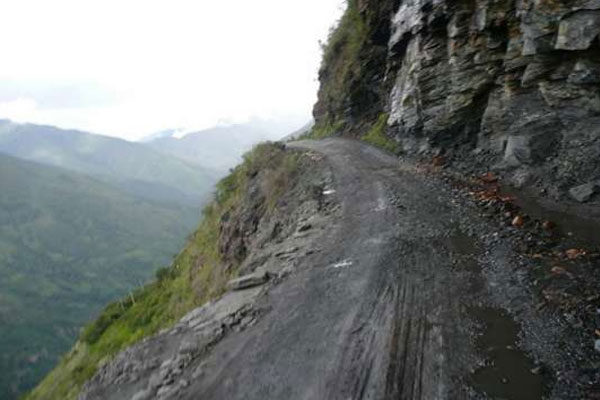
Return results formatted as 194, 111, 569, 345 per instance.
0, 0, 345, 140
0, 98, 39, 122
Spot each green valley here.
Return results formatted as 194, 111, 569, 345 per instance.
0, 154, 201, 398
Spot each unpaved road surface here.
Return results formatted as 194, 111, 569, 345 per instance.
83, 138, 595, 400
189, 138, 477, 400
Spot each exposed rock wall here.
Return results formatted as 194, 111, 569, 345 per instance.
314, 0, 600, 202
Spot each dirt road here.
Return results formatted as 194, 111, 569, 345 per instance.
83, 138, 595, 400
181, 138, 548, 399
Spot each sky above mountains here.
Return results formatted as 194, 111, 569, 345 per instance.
0, 0, 344, 140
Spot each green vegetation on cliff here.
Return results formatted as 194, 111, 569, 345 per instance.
361, 114, 398, 153
315, 0, 367, 124
301, 119, 345, 140
26, 143, 300, 400
312, 0, 394, 131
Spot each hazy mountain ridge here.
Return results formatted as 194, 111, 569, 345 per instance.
0, 120, 219, 206
144, 119, 308, 172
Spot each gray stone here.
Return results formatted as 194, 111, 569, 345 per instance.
191, 364, 205, 380
568, 59, 600, 84
569, 182, 598, 202
148, 372, 163, 389
504, 136, 532, 166
595, 339, 600, 353
156, 385, 178, 399
131, 388, 153, 400
226, 271, 269, 291
389, 0, 426, 48
159, 360, 172, 370
178, 340, 197, 355
503, 134, 556, 167
555, 11, 600, 50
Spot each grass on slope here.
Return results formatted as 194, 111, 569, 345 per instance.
314, 0, 369, 127
300, 119, 345, 140
361, 113, 398, 153
320, 0, 367, 103
26, 143, 300, 400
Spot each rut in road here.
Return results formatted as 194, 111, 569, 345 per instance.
306, 140, 474, 400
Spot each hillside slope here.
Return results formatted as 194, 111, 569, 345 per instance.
0, 120, 218, 206
0, 154, 200, 399
32, 139, 600, 400
25, 143, 316, 400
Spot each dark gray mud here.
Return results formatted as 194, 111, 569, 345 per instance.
470, 307, 544, 400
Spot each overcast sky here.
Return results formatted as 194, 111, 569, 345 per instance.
0, 0, 344, 140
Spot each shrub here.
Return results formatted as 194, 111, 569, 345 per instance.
361, 114, 398, 153
300, 120, 345, 140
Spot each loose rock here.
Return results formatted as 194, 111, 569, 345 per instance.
568, 182, 597, 203
226, 271, 269, 291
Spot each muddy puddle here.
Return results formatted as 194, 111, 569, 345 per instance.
447, 227, 546, 399
448, 227, 484, 292
469, 307, 544, 400
448, 227, 477, 255
501, 186, 600, 249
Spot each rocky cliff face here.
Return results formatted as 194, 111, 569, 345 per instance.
314, 0, 600, 203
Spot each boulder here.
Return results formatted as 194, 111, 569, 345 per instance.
555, 11, 600, 51
226, 271, 269, 291
503, 132, 556, 166
131, 389, 153, 400
568, 182, 598, 202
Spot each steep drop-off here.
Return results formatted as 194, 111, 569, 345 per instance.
25, 143, 329, 400
314, 0, 600, 206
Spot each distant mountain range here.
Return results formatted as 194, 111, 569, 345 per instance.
138, 128, 182, 143
144, 125, 274, 172
140, 119, 307, 172
0, 120, 219, 206
0, 118, 305, 398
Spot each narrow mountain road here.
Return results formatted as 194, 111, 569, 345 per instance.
84, 138, 589, 400
179, 138, 549, 400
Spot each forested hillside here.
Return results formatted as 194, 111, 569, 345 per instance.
0, 154, 200, 398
